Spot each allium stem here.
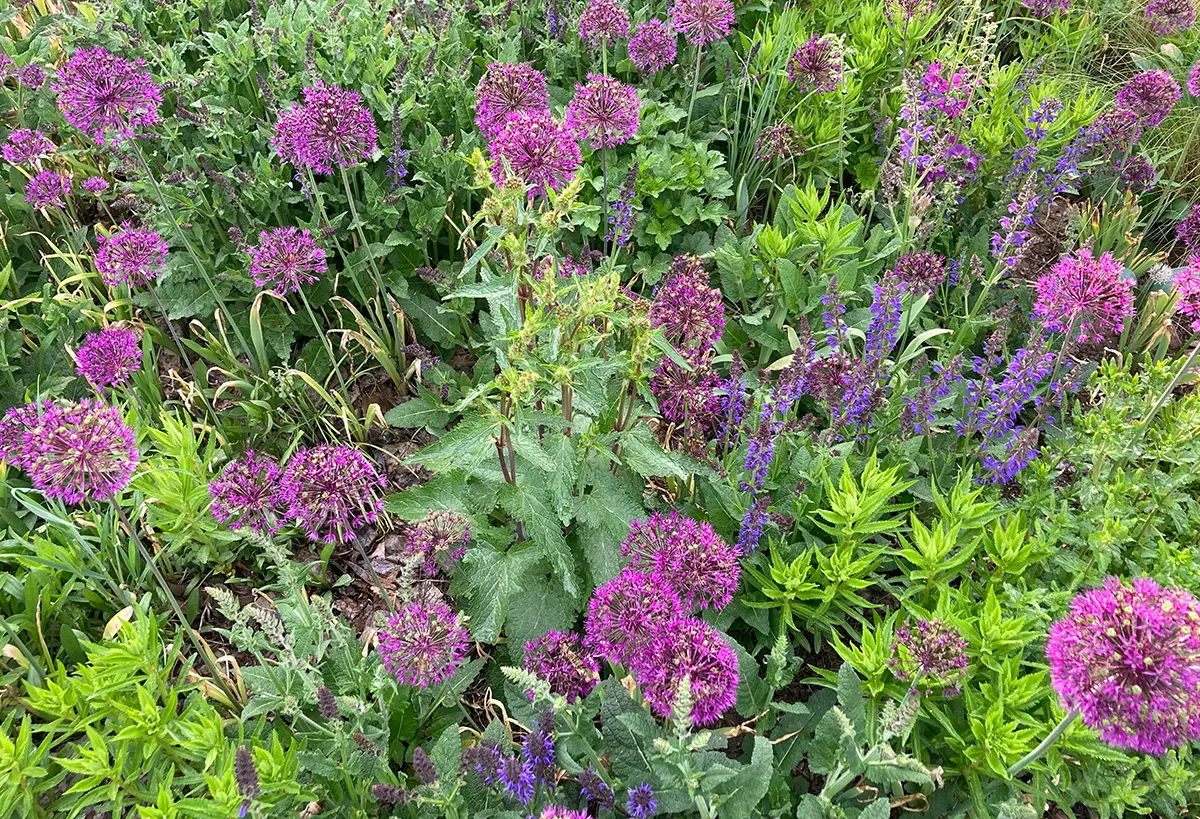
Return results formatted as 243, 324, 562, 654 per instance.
601, 146, 609, 254
1006, 710, 1079, 777
685, 46, 704, 132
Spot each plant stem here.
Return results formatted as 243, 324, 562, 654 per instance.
685, 45, 704, 133
146, 283, 221, 432
1007, 710, 1079, 777
297, 286, 352, 402
601, 146, 609, 254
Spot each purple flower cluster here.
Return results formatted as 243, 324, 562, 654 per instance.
489, 110, 582, 198
272, 81, 378, 174
19, 63, 45, 90
628, 20, 678, 73
1022, 0, 1070, 16
82, 176, 110, 194
76, 327, 143, 388
627, 784, 657, 819
890, 619, 969, 695
464, 711, 556, 806
577, 767, 614, 811
567, 74, 641, 149
2, 129, 55, 166
1047, 577, 1200, 755
585, 567, 684, 663
621, 512, 740, 610
0, 400, 54, 470
895, 63, 981, 191
247, 227, 327, 295
377, 598, 470, 688
95, 228, 168, 289
209, 451, 284, 534
15, 400, 139, 504
1174, 256, 1200, 333
607, 163, 639, 248
1091, 107, 1143, 158
276, 444, 386, 543
1176, 204, 1200, 252
670, 0, 735, 46
406, 509, 471, 575
1116, 70, 1181, 128
522, 630, 599, 702
578, 0, 630, 45
891, 251, 945, 296
1145, 0, 1195, 34
754, 121, 804, 161
540, 808, 588, 819
475, 63, 550, 139
1191, 62, 1200, 97
650, 353, 721, 442
649, 255, 726, 351
787, 36, 842, 95
52, 47, 162, 145
633, 617, 739, 725
1033, 248, 1134, 343
25, 170, 71, 209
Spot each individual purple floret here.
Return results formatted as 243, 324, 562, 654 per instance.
0, 400, 54, 469
1033, 248, 1134, 343
95, 227, 169, 288
649, 255, 726, 352
276, 444, 386, 543
208, 450, 283, 534
271, 81, 378, 175
247, 227, 327, 295
889, 619, 969, 695
620, 512, 739, 611
566, 74, 640, 149
474, 62, 551, 140
630, 616, 739, 726
1115, 70, 1181, 127
787, 36, 842, 95
489, 110, 582, 198
670, 0, 735, 46
578, 0, 630, 45
584, 567, 684, 664
75, 327, 143, 388
25, 170, 71, 209
22, 400, 139, 504
2, 129, 55, 166
523, 630, 599, 702
406, 509, 471, 575
52, 47, 162, 145
1047, 576, 1200, 755
377, 598, 470, 688
628, 20, 678, 73
627, 784, 657, 819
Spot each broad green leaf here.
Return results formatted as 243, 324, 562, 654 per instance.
461, 544, 543, 643
498, 485, 578, 598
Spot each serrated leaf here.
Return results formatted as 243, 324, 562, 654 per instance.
544, 436, 578, 519
407, 416, 499, 473
620, 425, 689, 478
716, 736, 773, 819
837, 663, 866, 740
384, 390, 451, 429
576, 471, 644, 583
499, 484, 578, 598
461, 545, 543, 642
503, 572, 579, 652
429, 723, 462, 782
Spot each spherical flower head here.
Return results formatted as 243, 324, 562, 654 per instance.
629, 20, 678, 74
95, 227, 168, 288
891, 251, 946, 295
25, 170, 71, 209
2, 129, 55, 166
631, 617, 739, 726
627, 784, 657, 819
1033, 248, 1134, 343
474, 62, 550, 139
209, 450, 283, 534
1173, 256, 1200, 333
52, 47, 162, 146
566, 74, 640, 149
82, 176, 110, 194
247, 227, 326, 295
277, 444, 386, 543
1116, 70, 1181, 127
23, 400, 138, 504
889, 619, 969, 695
1190, 62, 1200, 97
754, 121, 804, 161
1145, 0, 1195, 34
407, 509, 471, 575
271, 81, 378, 175
19, 63, 45, 90
489, 110, 582, 198
578, 0, 630, 45
75, 326, 143, 388
621, 512, 740, 609
378, 598, 470, 688
523, 630, 599, 702
0, 400, 54, 469
649, 254, 726, 350
1021, 0, 1070, 17
787, 36, 842, 95
1118, 155, 1156, 192
540, 808, 590, 819
1176, 204, 1200, 252
1092, 107, 1143, 156
1047, 576, 1200, 755
670, 0, 735, 46
585, 567, 684, 664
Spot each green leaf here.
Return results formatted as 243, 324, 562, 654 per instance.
385, 473, 471, 520
544, 436, 578, 520
499, 484, 579, 598
461, 544, 543, 643
407, 417, 498, 474
620, 425, 689, 478
836, 663, 866, 740
858, 798, 891, 819
383, 390, 451, 429
716, 736, 773, 819
503, 572, 579, 652
576, 471, 644, 583
428, 723, 462, 783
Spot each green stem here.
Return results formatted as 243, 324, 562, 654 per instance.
296, 286, 352, 402
685, 45, 704, 133
1007, 710, 1079, 778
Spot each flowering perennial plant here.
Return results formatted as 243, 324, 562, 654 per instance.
272, 81, 378, 174
247, 228, 326, 295
95, 228, 169, 289
75, 327, 143, 388
1033, 248, 1135, 343
22, 400, 139, 504
474, 63, 550, 139
209, 451, 284, 534
378, 598, 471, 688
276, 444, 386, 543
52, 47, 162, 145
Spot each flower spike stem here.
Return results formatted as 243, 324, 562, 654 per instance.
685, 46, 704, 132
1006, 710, 1079, 777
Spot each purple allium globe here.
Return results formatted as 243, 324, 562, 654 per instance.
522, 630, 600, 702
0, 54, 13, 81
377, 598, 470, 688
19, 64, 45, 90
566, 74, 640, 149
649, 254, 726, 351
651, 354, 720, 439
621, 512, 740, 609
1047, 576, 1200, 755
1176, 204, 1200, 252
75, 327, 143, 388
754, 121, 804, 161
585, 567, 684, 664
787, 36, 842, 95
1022, 0, 1071, 16
474, 62, 550, 140
630, 617, 739, 726
1173, 257, 1200, 333
889, 619, 970, 695
891, 251, 946, 295
628, 20, 678, 73
1116, 70, 1182, 127
22, 400, 138, 504
277, 444, 386, 543
489, 110, 582, 198
627, 785, 657, 819
1191, 62, 1200, 97
1033, 248, 1135, 343
540, 808, 590, 819
247, 227, 326, 295
95, 227, 168, 288
406, 509, 471, 575
1118, 155, 1157, 192
670, 0, 735, 46
25, 170, 71, 209
0, 400, 54, 469
2, 129, 55, 166
82, 176, 110, 194
578, 0, 631, 44
52, 47, 162, 146
271, 81, 378, 175
209, 450, 284, 534
1092, 107, 1143, 156
884, 0, 937, 23
1145, 0, 1195, 34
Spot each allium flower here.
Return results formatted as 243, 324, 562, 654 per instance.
651, 353, 720, 442
787, 36, 842, 95
19, 64, 45, 90
1022, 0, 1071, 16
1092, 107, 1143, 156
631, 617, 739, 726
474, 62, 551, 139
25, 170, 71, 208
276, 444, 386, 543
1176, 204, 1200, 252
247, 227, 326, 295
540, 808, 590, 819
1145, 0, 1195, 34
621, 512, 740, 608
489, 110, 582, 198
889, 619, 969, 695
52, 47, 162, 145
523, 631, 599, 702
628, 20, 678, 73
82, 176, 110, 194
649, 255, 726, 351
406, 509, 471, 575
754, 122, 804, 161
271, 81, 378, 175
890, 251, 946, 295
566, 74, 640, 149
585, 567, 684, 664
1033, 248, 1135, 343
0, 400, 54, 469
75, 327, 143, 387
1047, 576, 1200, 755
22, 400, 138, 504
1118, 155, 1157, 192
2, 129, 55, 166
670, 0, 735, 46
1171, 256, 1200, 333
1191, 62, 1200, 97
377, 598, 470, 688
627, 784, 657, 819
1116, 70, 1181, 127
884, 0, 937, 24
95, 228, 168, 288
578, 0, 630, 44
209, 450, 283, 534
0, 53, 13, 81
